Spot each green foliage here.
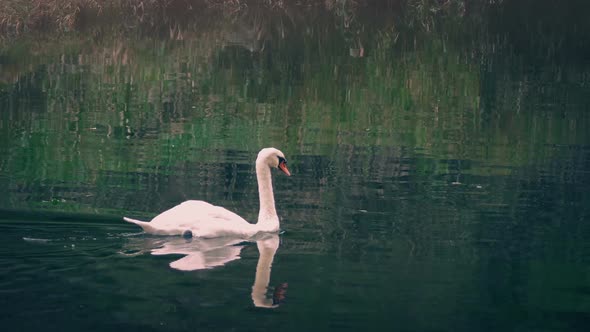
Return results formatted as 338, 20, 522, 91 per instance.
0, 1, 588, 249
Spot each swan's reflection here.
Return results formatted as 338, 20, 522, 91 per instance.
150, 236, 246, 271
124, 233, 286, 308
251, 234, 288, 308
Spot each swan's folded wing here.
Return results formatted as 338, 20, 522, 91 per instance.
150, 200, 243, 223
181, 200, 248, 223
137, 200, 254, 237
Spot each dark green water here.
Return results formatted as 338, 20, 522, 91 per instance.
1, 2, 590, 331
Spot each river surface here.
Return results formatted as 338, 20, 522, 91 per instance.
1, 2, 589, 331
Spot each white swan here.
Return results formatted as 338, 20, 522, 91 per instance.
123, 147, 291, 238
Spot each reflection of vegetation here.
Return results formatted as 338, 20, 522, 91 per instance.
1, 5, 588, 329
0, 0, 490, 38
0, 1, 589, 261
405, 0, 466, 32
1, 0, 150, 35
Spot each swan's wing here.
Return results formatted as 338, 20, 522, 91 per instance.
147, 200, 254, 237
150, 200, 247, 224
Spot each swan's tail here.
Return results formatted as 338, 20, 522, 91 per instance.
123, 217, 157, 233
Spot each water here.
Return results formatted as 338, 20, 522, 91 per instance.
1, 2, 590, 331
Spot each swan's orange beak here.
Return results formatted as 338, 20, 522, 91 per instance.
278, 161, 291, 176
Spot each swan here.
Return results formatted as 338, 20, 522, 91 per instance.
123, 147, 291, 238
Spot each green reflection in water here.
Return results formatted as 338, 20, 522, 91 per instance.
0, 2, 589, 331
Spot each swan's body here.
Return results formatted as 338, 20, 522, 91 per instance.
123, 200, 273, 238
123, 147, 290, 238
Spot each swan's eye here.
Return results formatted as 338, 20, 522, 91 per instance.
278, 156, 286, 165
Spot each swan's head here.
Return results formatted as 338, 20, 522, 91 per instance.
257, 147, 291, 176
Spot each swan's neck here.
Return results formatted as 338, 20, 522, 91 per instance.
256, 162, 278, 230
